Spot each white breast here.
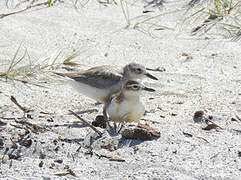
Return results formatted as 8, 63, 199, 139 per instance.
106, 98, 145, 123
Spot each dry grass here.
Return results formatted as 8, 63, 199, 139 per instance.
0, 44, 80, 86
118, 0, 241, 40
1, 0, 56, 19
2, 0, 240, 39
184, 0, 241, 39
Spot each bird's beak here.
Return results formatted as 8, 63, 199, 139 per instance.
142, 86, 155, 92
145, 72, 158, 80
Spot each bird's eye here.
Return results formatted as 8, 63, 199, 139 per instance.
136, 68, 142, 73
133, 85, 139, 89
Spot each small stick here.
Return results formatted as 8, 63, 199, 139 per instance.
210, 152, 221, 159
146, 67, 166, 72
196, 136, 209, 143
54, 169, 77, 177
10, 124, 24, 129
10, 138, 18, 149
69, 110, 102, 136
0, 1, 51, 19
236, 114, 241, 121
95, 153, 125, 162
109, 157, 125, 162
14, 120, 49, 132
10, 96, 30, 113
67, 109, 98, 115
0, 117, 23, 120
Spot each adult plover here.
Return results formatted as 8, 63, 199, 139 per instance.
55, 63, 158, 103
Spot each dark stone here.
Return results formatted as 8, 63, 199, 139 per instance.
92, 115, 107, 129
39, 161, 44, 168
8, 153, 20, 160
20, 139, 32, 147
238, 151, 241, 157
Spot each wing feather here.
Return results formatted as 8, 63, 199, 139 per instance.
55, 65, 123, 89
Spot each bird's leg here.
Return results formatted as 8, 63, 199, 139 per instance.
113, 123, 117, 132
117, 122, 124, 133
103, 103, 114, 131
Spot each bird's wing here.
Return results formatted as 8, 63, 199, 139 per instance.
55, 65, 123, 89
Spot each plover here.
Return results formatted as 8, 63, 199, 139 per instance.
103, 79, 155, 129
54, 63, 158, 103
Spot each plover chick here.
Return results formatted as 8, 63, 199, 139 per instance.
103, 79, 155, 131
55, 63, 158, 103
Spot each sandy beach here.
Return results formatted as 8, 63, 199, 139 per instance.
0, 0, 241, 179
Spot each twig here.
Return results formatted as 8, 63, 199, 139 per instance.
10, 96, 30, 113
68, 110, 102, 136
0, 117, 23, 120
10, 138, 18, 149
236, 114, 241, 121
95, 153, 125, 162
67, 109, 98, 115
76, 145, 82, 152
210, 152, 221, 159
109, 157, 126, 162
146, 67, 166, 72
182, 132, 193, 137
196, 136, 209, 143
39, 111, 55, 115
14, 120, 49, 134
0, 1, 51, 19
55, 169, 77, 177
10, 124, 24, 129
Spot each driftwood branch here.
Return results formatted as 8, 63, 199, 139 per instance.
69, 110, 102, 136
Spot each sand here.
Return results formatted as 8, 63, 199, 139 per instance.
0, 0, 241, 179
